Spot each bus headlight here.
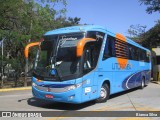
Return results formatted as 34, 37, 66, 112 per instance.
32, 82, 37, 87
65, 81, 86, 91
66, 85, 77, 91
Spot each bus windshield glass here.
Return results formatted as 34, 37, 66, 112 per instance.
33, 33, 85, 81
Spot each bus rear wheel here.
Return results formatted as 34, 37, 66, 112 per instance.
140, 77, 145, 89
96, 84, 110, 103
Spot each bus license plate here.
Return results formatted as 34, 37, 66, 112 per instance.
45, 94, 53, 99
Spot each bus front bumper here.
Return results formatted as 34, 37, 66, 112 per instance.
32, 85, 82, 104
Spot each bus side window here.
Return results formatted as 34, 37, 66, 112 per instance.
134, 47, 139, 60
131, 47, 135, 60
139, 49, 146, 61
103, 35, 115, 60
145, 51, 150, 62
83, 48, 92, 70
128, 45, 133, 60
138, 49, 141, 61
83, 43, 97, 73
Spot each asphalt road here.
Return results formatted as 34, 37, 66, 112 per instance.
0, 82, 160, 120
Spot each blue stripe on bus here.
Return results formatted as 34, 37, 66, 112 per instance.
122, 70, 151, 90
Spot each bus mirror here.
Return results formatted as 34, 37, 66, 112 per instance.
77, 38, 96, 57
24, 42, 40, 58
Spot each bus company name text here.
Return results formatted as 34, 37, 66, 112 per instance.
112, 63, 132, 70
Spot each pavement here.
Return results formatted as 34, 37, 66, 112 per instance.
0, 81, 160, 120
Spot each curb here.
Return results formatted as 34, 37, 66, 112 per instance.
0, 86, 31, 92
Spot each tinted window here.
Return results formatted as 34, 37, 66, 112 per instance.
83, 42, 102, 73
128, 45, 133, 60
86, 31, 105, 40
127, 43, 150, 63
103, 35, 115, 60
83, 31, 105, 74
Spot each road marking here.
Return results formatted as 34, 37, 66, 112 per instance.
135, 106, 160, 111
0, 87, 31, 92
47, 117, 67, 120
46, 102, 160, 120
94, 104, 160, 111
115, 118, 151, 120
94, 106, 134, 111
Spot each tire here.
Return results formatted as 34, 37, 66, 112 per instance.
140, 77, 145, 89
96, 84, 110, 103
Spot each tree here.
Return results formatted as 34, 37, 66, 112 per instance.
139, 0, 160, 14
0, 0, 81, 87
127, 24, 147, 43
126, 1, 160, 49
141, 21, 160, 48
68, 17, 81, 25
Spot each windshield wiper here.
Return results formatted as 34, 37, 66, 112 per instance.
49, 36, 63, 80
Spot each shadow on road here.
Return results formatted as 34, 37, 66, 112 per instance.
26, 86, 142, 110
109, 87, 140, 99
27, 97, 96, 110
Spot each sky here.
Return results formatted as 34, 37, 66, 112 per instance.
64, 0, 160, 36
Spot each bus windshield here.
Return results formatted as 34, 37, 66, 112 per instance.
33, 33, 84, 81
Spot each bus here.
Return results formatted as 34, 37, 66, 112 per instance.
152, 47, 160, 81
29, 25, 151, 104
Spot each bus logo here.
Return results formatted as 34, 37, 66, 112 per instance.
47, 87, 51, 92
116, 33, 128, 70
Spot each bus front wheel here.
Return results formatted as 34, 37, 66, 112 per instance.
96, 84, 110, 103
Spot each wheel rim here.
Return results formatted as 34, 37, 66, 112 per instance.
142, 79, 144, 87
100, 87, 107, 99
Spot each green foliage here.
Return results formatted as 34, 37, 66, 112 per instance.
0, 0, 81, 77
139, 0, 160, 14
127, 0, 160, 49
127, 21, 160, 49
68, 17, 81, 25
141, 21, 160, 48
127, 24, 147, 43
127, 24, 147, 38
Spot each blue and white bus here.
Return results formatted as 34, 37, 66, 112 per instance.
31, 25, 151, 104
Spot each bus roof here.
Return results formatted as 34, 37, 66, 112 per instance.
44, 25, 150, 52
44, 25, 107, 36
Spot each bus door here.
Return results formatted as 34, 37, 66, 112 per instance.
81, 42, 100, 101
